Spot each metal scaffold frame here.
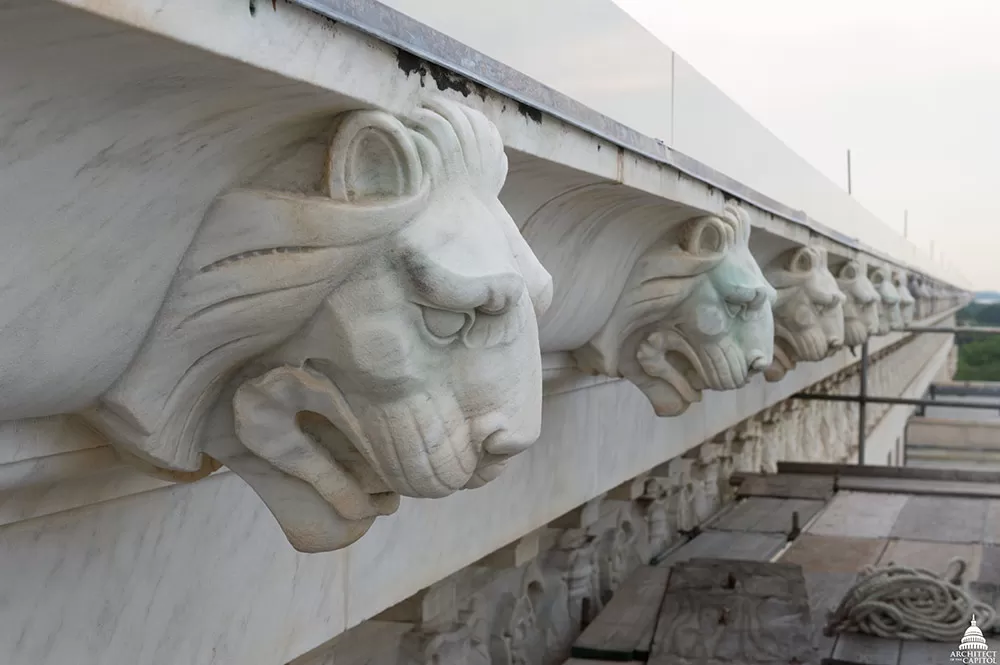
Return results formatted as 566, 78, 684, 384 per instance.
791, 326, 1000, 465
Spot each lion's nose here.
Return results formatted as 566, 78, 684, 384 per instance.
747, 351, 771, 373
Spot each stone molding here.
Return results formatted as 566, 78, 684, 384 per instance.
0, 85, 970, 553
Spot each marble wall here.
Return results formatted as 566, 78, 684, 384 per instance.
292, 330, 954, 665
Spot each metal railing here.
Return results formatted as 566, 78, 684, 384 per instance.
792, 325, 1000, 465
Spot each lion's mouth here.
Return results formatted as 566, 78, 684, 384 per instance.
637, 330, 749, 395
354, 391, 480, 498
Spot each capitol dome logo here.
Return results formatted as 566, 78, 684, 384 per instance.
951, 616, 997, 664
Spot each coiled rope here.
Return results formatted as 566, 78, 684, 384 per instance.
824, 558, 997, 642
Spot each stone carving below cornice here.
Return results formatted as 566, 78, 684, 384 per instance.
893, 269, 916, 326
69, 97, 554, 553
837, 259, 880, 348
573, 204, 777, 417
763, 245, 846, 382
869, 265, 903, 334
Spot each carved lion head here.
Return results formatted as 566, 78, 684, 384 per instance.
84, 98, 553, 552
869, 265, 902, 334
575, 204, 776, 416
892, 269, 916, 325
763, 246, 846, 381
836, 259, 880, 347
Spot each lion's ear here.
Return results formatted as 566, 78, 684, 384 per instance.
789, 247, 816, 274
327, 111, 424, 202
682, 215, 730, 257
839, 261, 859, 281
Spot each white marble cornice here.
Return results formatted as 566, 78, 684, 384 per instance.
0, 0, 971, 558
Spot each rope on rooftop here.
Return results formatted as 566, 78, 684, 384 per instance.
824, 558, 997, 642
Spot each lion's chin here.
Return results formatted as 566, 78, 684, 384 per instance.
464, 454, 512, 489
357, 392, 511, 499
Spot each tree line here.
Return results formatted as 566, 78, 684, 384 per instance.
955, 303, 1000, 380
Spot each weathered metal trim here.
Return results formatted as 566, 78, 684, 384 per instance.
905, 326, 1000, 334
792, 393, 1000, 410
287, 0, 950, 283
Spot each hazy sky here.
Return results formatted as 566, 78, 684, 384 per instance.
614, 0, 1000, 289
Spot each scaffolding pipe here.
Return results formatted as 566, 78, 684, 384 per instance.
858, 339, 868, 465
792, 394, 1000, 410
904, 326, 1000, 334
791, 316, 999, 466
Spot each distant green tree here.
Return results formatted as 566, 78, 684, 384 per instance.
958, 302, 1000, 325
955, 303, 1000, 380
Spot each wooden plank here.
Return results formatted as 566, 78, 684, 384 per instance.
656, 531, 787, 568
709, 497, 826, 534
737, 473, 835, 500
668, 558, 807, 597
648, 558, 813, 664
778, 461, 1000, 484
969, 581, 1000, 609
984, 500, 1000, 544
897, 639, 959, 665
831, 633, 901, 665
570, 566, 670, 661
803, 572, 858, 658
877, 539, 982, 579
563, 660, 639, 665
780, 534, 888, 574
837, 475, 1000, 499
709, 497, 787, 531
977, 545, 1000, 584
889, 496, 989, 543
808, 492, 909, 539
753, 498, 827, 534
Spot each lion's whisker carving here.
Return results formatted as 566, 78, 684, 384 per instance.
77, 96, 553, 553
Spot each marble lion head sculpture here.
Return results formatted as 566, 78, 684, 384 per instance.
892, 269, 916, 325
575, 204, 776, 417
763, 246, 846, 381
869, 264, 902, 334
83, 98, 553, 552
836, 259, 880, 347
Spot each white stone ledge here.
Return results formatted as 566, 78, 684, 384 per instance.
0, 307, 962, 665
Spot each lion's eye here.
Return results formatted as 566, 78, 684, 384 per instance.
422, 307, 468, 339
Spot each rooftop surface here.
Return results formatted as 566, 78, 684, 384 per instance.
568, 462, 1000, 664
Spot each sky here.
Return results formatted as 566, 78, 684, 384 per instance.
612, 0, 1000, 289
